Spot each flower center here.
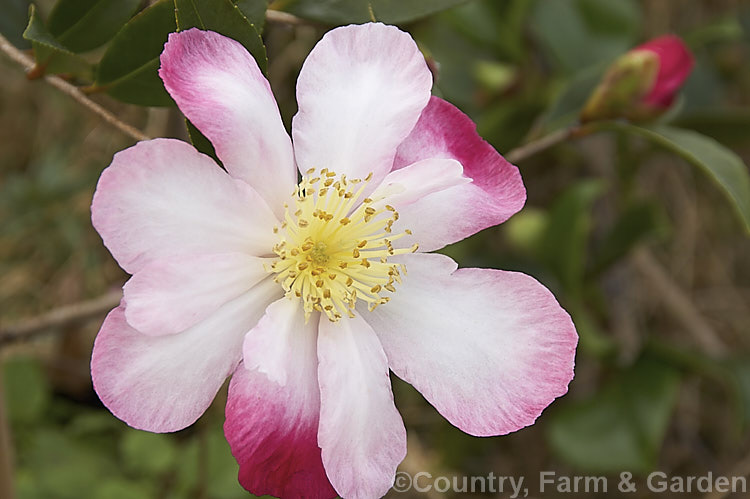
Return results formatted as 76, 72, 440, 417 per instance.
269, 168, 417, 322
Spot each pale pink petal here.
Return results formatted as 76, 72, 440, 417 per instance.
392, 96, 526, 251
292, 23, 432, 186
226, 300, 335, 498
91, 139, 278, 274
317, 314, 406, 499
367, 253, 577, 437
91, 278, 280, 432
160, 29, 296, 214
370, 158, 469, 209
242, 297, 306, 386
123, 253, 270, 337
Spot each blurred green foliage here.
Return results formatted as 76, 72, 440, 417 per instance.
2, 0, 750, 497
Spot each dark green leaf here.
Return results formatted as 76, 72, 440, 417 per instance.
675, 109, 750, 147
537, 64, 604, 133
3, 357, 50, 424
1, 0, 31, 48
46, 0, 141, 53
120, 430, 178, 476
95, 0, 176, 106
547, 358, 681, 473
592, 122, 750, 233
23, 4, 68, 51
234, 0, 269, 32
540, 180, 604, 295
279, 0, 470, 25
529, 0, 639, 73
590, 201, 667, 274
175, 0, 267, 73
186, 119, 221, 165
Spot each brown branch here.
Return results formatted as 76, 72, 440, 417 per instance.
632, 248, 728, 357
0, 291, 121, 346
0, 33, 150, 142
505, 126, 577, 164
266, 9, 308, 25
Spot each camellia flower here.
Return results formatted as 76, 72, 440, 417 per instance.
581, 34, 694, 122
90, 23, 577, 499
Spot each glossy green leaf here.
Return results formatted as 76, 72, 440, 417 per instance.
95, 0, 176, 106
23, 4, 68, 52
234, 0, 269, 32
278, 0, 471, 24
593, 122, 750, 233
175, 0, 267, 72
46, 0, 141, 53
547, 358, 681, 473
2, 0, 31, 48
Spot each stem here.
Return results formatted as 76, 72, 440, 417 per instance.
632, 248, 727, 357
0, 33, 150, 142
0, 291, 121, 346
266, 9, 308, 25
505, 126, 578, 164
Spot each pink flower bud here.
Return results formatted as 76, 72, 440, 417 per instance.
581, 35, 694, 123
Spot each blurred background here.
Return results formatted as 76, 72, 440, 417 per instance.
1, 0, 750, 497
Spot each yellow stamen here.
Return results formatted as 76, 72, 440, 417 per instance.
268, 168, 417, 322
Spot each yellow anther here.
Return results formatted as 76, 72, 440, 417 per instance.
269, 169, 417, 322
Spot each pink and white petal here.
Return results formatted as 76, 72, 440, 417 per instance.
242, 297, 307, 386
391, 96, 526, 251
123, 253, 270, 337
367, 253, 578, 437
92, 139, 278, 274
317, 314, 406, 499
160, 29, 296, 213
370, 158, 470, 209
91, 278, 280, 432
292, 23, 432, 186
226, 300, 335, 499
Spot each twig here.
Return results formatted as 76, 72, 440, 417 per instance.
266, 9, 308, 25
505, 126, 577, 164
632, 248, 728, 357
0, 33, 150, 142
0, 291, 121, 346
0, 370, 15, 499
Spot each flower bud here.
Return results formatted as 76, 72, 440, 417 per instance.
581, 35, 694, 123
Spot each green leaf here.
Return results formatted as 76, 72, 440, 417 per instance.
46, 0, 141, 53
186, 120, 221, 165
1, 0, 31, 48
23, 4, 69, 52
540, 180, 604, 295
120, 430, 178, 476
175, 0, 267, 73
3, 357, 50, 424
590, 201, 667, 274
278, 0, 471, 24
547, 358, 681, 473
592, 122, 750, 233
95, 0, 176, 106
234, 0, 269, 32
537, 64, 605, 133
529, 0, 639, 73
